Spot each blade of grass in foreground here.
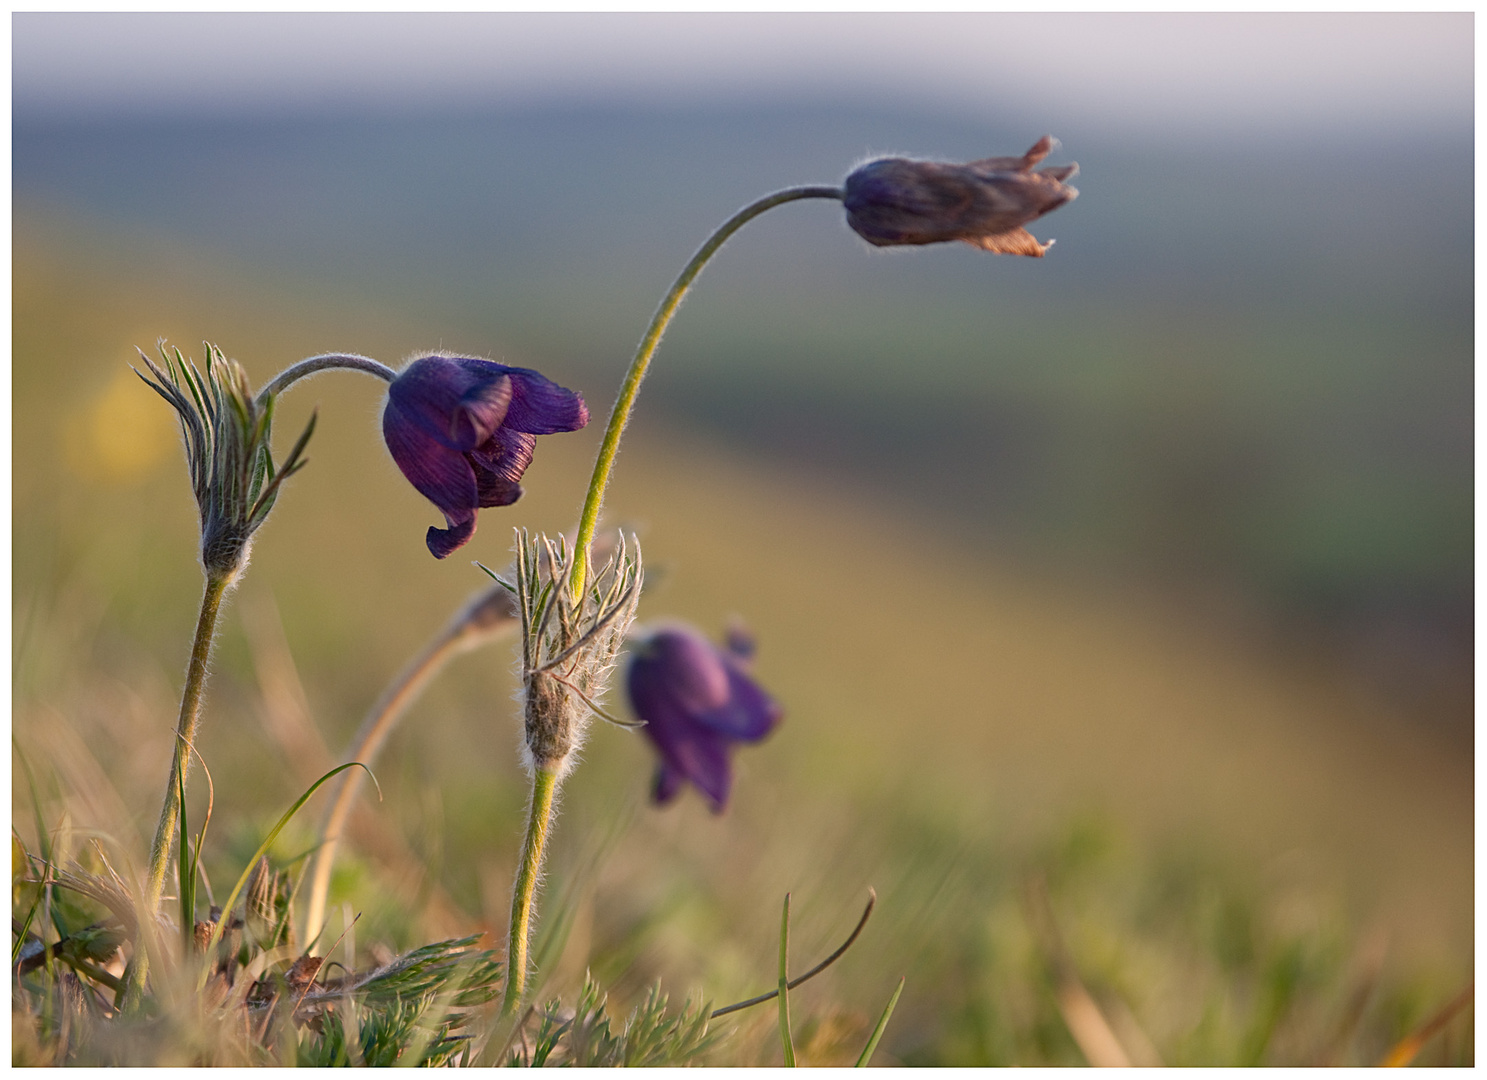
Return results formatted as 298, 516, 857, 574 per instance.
197, 762, 374, 990
711, 889, 876, 1018
778, 893, 796, 1067
176, 761, 194, 953
13, 745, 52, 968
854, 977, 905, 1066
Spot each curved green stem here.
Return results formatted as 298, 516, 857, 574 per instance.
124, 569, 233, 1007
303, 627, 464, 949
502, 764, 560, 1015
306, 584, 520, 947
254, 352, 396, 406
568, 184, 843, 598
499, 182, 844, 1014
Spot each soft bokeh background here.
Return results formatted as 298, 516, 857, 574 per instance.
12, 13, 1473, 1064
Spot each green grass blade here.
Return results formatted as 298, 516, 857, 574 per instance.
13, 739, 58, 987
196, 761, 373, 989
854, 977, 905, 1067
778, 893, 796, 1067
13, 891, 41, 968
177, 760, 195, 953
14, 737, 54, 868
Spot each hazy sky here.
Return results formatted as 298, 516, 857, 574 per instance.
13, 12, 1472, 134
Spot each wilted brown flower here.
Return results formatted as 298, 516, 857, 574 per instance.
843, 136, 1078, 257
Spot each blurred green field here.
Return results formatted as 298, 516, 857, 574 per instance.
12, 206, 1472, 1065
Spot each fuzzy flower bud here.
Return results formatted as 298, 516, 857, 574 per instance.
136, 342, 315, 578
501, 529, 642, 777
844, 135, 1078, 257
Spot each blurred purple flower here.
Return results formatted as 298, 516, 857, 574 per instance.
382, 353, 588, 558
627, 624, 783, 812
843, 135, 1078, 256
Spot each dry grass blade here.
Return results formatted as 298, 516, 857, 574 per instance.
1023, 873, 1134, 1068
1379, 981, 1473, 1067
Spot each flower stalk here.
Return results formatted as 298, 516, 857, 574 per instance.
142, 572, 232, 919
506, 185, 843, 1006
121, 570, 232, 1007
253, 351, 396, 405
502, 764, 559, 1014
123, 342, 327, 1007
304, 584, 520, 948
568, 185, 843, 599
500, 531, 641, 1012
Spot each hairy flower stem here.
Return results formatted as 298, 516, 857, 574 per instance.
503, 764, 560, 1015
568, 185, 843, 599
253, 352, 396, 405
499, 186, 841, 1013
124, 569, 234, 1008
304, 626, 471, 948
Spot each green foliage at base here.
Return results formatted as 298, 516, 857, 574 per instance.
510, 976, 717, 1067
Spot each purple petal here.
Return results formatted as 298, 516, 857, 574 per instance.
628, 625, 784, 811
426, 515, 476, 559
696, 663, 783, 742
383, 398, 478, 525
389, 355, 513, 450
468, 427, 536, 506
663, 725, 733, 812
638, 630, 731, 714
629, 666, 732, 808
472, 464, 523, 508
502, 367, 590, 434
450, 374, 512, 449
844, 159, 980, 247
652, 762, 685, 805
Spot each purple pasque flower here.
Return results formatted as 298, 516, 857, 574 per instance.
382, 353, 589, 558
626, 623, 783, 812
843, 135, 1078, 257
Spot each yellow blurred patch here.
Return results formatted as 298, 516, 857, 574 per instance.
64, 365, 177, 484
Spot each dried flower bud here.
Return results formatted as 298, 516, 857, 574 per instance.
506, 530, 642, 777
843, 136, 1078, 257
136, 341, 316, 578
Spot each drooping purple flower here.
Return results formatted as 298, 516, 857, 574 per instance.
626, 624, 783, 813
382, 353, 589, 558
843, 135, 1078, 257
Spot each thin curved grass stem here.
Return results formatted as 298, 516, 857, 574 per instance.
711, 888, 877, 1018
568, 185, 843, 599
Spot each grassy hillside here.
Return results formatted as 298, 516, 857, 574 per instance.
12, 207, 1471, 1065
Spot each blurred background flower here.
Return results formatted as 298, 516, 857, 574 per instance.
11, 13, 1472, 1065
627, 623, 784, 811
